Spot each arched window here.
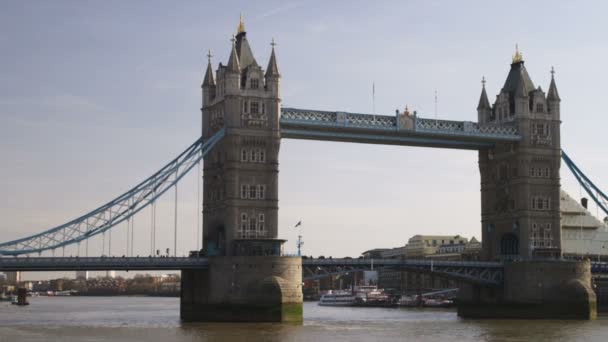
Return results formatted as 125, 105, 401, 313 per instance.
249, 217, 257, 232
258, 214, 265, 231
240, 213, 248, 231
536, 103, 544, 113
257, 185, 266, 199
500, 233, 519, 256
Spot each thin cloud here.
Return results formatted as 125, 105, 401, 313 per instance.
254, 2, 304, 20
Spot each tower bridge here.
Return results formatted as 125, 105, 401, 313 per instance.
1, 19, 607, 321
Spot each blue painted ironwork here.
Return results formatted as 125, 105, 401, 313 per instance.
302, 258, 504, 285
280, 107, 520, 144
0, 256, 209, 271
0, 129, 226, 256
2, 257, 607, 284
562, 151, 608, 217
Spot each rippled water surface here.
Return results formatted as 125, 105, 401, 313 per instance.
0, 297, 607, 341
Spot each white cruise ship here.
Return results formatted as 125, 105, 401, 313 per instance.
318, 291, 356, 306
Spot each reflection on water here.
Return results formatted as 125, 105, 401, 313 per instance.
0, 297, 606, 342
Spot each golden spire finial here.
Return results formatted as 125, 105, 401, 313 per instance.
512, 43, 523, 63
237, 13, 245, 34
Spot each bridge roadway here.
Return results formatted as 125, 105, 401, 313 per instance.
0, 257, 503, 285
1, 257, 606, 285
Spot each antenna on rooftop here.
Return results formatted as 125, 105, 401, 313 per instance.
434, 90, 438, 119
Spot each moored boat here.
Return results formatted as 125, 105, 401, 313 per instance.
318, 292, 356, 306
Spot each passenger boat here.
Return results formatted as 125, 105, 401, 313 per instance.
398, 296, 453, 308
318, 292, 356, 306
354, 286, 398, 307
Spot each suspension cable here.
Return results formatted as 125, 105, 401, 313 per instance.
126, 217, 131, 257
197, 158, 201, 251
152, 196, 156, 256
0, 129, 225, 256
580, 182, 584, 258
131, 211, 135, 256
150, 195, 154, 255
174, 168, 179, 257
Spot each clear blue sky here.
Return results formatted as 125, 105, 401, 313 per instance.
1, 1, 607, 279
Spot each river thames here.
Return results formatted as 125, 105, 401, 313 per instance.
0, 297, 607, 341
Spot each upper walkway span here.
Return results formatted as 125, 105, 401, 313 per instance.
280, 108, 521, 150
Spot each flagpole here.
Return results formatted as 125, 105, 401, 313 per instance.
372, 82, 376, 115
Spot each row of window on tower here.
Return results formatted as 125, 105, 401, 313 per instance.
490, 100, 551, 122
240, 184, 266, 199
530, 196, 552, 210
241, 148, 266, 163
242, 100, 265, 114
530, 223, 553, 248
532, 123, 550, 137
239, 212, 266, 239
529, 167, 551, 178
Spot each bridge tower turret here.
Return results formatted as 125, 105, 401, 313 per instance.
477, 76, 491, 123
201, 50, 216, 110
479, 47, 562, 260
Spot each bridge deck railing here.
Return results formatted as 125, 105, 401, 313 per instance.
280, 108, 520, 140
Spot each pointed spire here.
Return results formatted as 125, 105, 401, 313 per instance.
514, 70, 529, 97
547, 66, 561, 101
512, 43, 523, 64
265, 38, 280, 78
237, 13, 246, 34
226, 35, 240, 73
477, 76, 491, 110
202, 49, 215, 87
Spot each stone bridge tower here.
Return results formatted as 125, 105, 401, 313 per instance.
201, 19, 282, 257
460, 50, 595, 320
182, 18, 302, 323
477, 48, 562, 260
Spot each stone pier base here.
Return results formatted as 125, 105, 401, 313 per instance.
180, 256, 303, 322
457, 259, 596, 319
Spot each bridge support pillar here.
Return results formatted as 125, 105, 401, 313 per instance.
457, 260, 596, 319
180, 256, 303, 322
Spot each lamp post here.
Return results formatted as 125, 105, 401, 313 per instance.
295, 220, 303, 256
297, 235, 303, 257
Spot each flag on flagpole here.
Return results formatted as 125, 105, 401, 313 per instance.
294, 221, 302, 228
